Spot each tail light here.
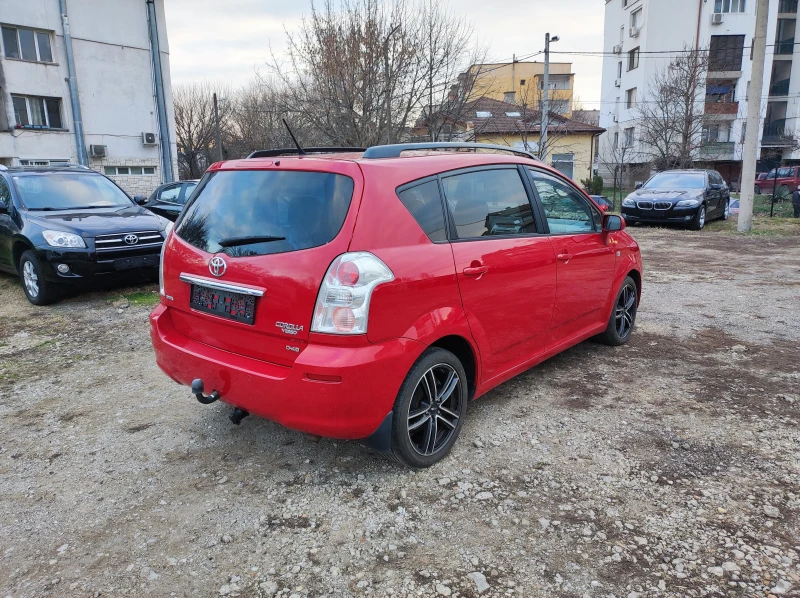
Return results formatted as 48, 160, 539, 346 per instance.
311, 252, 394, 335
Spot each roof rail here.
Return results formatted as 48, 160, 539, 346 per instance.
361, 142, 538, 160
247, 147, 367, 159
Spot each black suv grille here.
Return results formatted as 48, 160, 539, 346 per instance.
94, 230, 163, 251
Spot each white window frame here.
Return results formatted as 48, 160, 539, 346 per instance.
19, 159, 69, 166
715, 0, 746, 13
11, 95, 63, 129
626, 87, 637, 109
623, 127, 635, 147
551, 153, 575, 179
1, 25, 54, 63
631, 7, 643, 28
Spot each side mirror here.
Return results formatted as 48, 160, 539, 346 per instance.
710, 183, 723, 191
603, 214, 625, 232
133, 195, 148, 205
635, 182, 643, 190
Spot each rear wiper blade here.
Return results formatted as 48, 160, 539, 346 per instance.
217, 235, 286, 247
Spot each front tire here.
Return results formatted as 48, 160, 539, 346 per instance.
599, 276, 638, 346
390, 348, 468, 468
689, 204, 706, 230
19, 250, 60, 306
779, 184, 791, 199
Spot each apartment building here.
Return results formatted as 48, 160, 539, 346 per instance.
0, 0, 176, 195
599, 0, 799, 186
464, 62, 576, 117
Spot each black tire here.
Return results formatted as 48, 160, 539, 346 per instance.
689, 204, 706, 230
19, 250, 60, 306
778, 184, 791, 199
754, 186, 761, 195
721, 199, 730, 221
599, 276, 638, 346
389, 347, 468, 468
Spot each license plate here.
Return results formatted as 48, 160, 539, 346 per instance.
114, 255, 160, 270
190, 284, 256, 325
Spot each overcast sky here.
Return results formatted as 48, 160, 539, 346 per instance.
163, 0, 606, 106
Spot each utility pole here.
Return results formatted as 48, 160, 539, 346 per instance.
540, 33, 559, 161
739, 0, 769, 232
213, 92, 223, 163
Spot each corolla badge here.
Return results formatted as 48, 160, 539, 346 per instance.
276, 322, 304, 335
208, 255, 227, 277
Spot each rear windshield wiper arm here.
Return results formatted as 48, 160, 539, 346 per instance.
217, 235, 286, 247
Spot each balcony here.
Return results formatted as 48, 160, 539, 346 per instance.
770, 78, 791, 96
705, 101, 739, 116
775, 37, 795, 55
699, 142, 735, 161
779, 0, 798, 14
762, 119, 795, 146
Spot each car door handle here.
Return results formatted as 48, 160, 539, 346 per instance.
557, 253, 573, 263
463, 265, 489, 277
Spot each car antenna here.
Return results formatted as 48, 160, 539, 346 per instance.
283, 119, 306, 156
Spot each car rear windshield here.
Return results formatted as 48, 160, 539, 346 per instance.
644, 173, 705, 189
13, 173, 133, 210
176, 170, 355, 257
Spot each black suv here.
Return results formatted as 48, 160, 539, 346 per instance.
621, 169, 730, 231
0, 164, 171, 305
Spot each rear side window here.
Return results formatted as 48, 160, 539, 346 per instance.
397, 180, 447, 242
441, 169, 535, 239
176, 170, 354, 257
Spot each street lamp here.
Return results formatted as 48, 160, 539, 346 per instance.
540, 33, 560, 160
213, 93, 227, 162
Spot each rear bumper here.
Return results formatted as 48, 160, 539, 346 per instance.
149, 304, 425, 440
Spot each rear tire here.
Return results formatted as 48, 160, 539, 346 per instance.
721, 200, 730, 220
599, 276, 638, 346
754, 185, 761, 195
19, 250, 60, 306
689, 204, 706, 230
389, 348, 468, 469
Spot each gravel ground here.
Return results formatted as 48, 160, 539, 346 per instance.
0, 225, 799, 598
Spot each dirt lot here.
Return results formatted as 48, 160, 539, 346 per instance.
1, 224, 799, 598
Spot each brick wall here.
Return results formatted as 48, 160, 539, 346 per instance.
89, 157, 161, 197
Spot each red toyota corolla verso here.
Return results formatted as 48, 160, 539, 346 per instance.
150, 143, 642, 468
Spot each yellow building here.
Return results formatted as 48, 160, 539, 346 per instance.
463, 62, 576, 118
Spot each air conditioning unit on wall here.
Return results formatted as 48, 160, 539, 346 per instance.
89, 145, 106, 158
613, 44, 623, 54
629, 26, 641, 38
615, 78, 622, 88
711, 13, 724, 24
142, 132, 158, 145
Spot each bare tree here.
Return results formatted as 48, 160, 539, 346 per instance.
267, 0, 482, 147
598, 131, 641, 208
635, 46, 709, 169
173, 81, 234, 179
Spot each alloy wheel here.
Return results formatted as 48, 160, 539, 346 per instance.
724, 202, 730, 219
23, 261, 39, 298
698, 206, 706, 228
615, 284, 636, 340
407, 364, 462, 456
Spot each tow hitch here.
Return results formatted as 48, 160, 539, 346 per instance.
191, 379, 220, 404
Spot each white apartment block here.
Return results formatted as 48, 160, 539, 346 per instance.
0, 0, 177, 195
599, 0, 799, 186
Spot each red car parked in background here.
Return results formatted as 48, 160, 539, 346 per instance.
754, 167, 799, 197
150, 143, 642, 468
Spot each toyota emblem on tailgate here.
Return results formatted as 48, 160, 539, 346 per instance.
208, 255, 227, 277
124, 234, 139, 245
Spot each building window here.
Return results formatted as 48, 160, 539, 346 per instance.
623, 127, 635, 147
551, 153, 575, 179
1, 26, 53, 63
520, 79, 526, 86
709, 35, 746, 71
617, 61, 623, 78
702, 123, 731, 143
628, 47, 640, 71
714, 0, 746, 12
12, 95, 63, 129
104, 166, 157, 176
630, 7, 643, 28
626, 87, 637, 109
614, 131, 620, 147
20, 159, 69, 166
